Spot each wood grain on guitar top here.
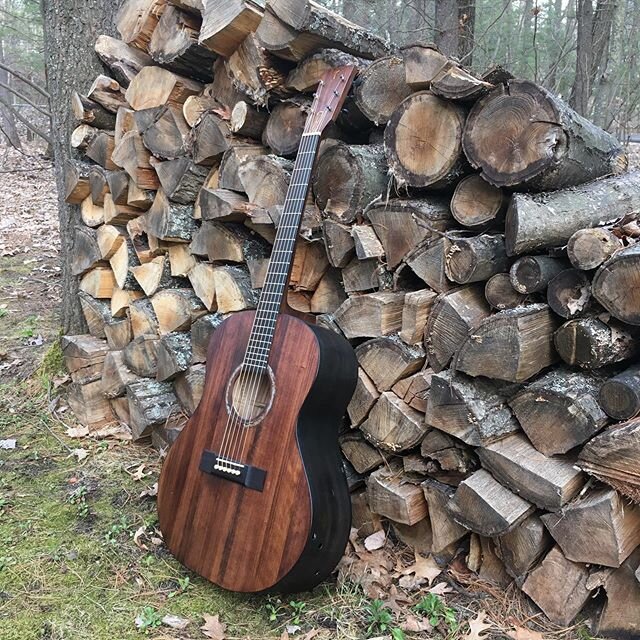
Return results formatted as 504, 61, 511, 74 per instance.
157, 311, 321, 593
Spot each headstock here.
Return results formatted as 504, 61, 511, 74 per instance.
304, 66, 358, 135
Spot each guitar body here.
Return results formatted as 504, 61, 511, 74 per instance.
157, 311, 358, 593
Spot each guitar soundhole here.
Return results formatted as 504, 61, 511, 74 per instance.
226, 366, 275, 426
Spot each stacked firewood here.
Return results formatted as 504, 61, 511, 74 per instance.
60, 0, 640, 635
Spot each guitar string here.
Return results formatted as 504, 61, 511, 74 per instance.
232, 79, 347, 466
227, 133, 318, 467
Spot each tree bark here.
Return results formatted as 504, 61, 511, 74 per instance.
42, 0, 122, 333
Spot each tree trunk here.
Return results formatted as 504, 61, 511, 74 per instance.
571, 0, 593, 115
42, 0, 122, 333
434, 0, 459, 57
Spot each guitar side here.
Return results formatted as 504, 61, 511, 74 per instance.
157, 311, 357, 593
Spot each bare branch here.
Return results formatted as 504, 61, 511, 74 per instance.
0, 93, 51, 144
0, 80, 50, 118
0, 61, 49, 99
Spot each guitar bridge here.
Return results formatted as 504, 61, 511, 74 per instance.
199, 450, 266, 492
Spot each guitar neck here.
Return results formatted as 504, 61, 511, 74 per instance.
243, 132, 321, 370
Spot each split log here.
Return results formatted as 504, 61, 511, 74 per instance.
309, 268, 346, 313
347, 368, 379, 427
136, 105, 191, 159
72, 227, 104, 276
61, 334, 109, 384
191, 221, 268, 262
521, 546, 593, 626
351, 490, 383, 539
151, 288, 206, 333
493, 514, 552, 580
88, 166, 109, 205
157, 331, 193, 381
463, 80, 626, 190
322, 220, 355, 268
468, 536, 511, 588
336, 257, 379, 293
353, 55, 412, 126
478, 433, 585, 510
431, 65, 493, 102
509, 256, 568, 294
64, 159, 92, 204
509, 369, 608, 456
111, 288, 144, 318
262, 99, 308, 157
125, 65, 202, 110
188, 262, 220, 311
450, 469, 534, 537
209, 57, 248, 111
339, 432, 384, 474
313, 142, 388, 224
78, 292, 111, 339
126, 379, 182, 440
87, 75, 128, 113
71, 92, 117, 130
425, 370, 520, 446
156, 157, 209, 204
109, 237, 141, 289
256, 0, 390, 62
445, 234, 509, 285
403, 236, 457, 294
286, 48, 366, 93
578, 418, 640, 504
71, 125, 100, 151
399, 290, 437, 346
333, 291, 405, 339
124, 335, 160, 377
392, 519, 434, 556
384, 91, 467, 189
130, 298, 160, 338
238, 154, 292, 210
366, 464, 427, 526
230, 101, 269, 138
102, 350, 140, 398
454, 304, 559, 383
104, 317, 132, 350
484, 273, 527, 310
146, 190, 195, 243
112, 131, 159, 189
289, 239, 329, 290
420, 424, 478, 485
79, 267, 117, 299
85, 131, 117, 170
127, 181, 155, 211
199, 0, 264, 56
401, 44, 449, 90
115, 106, 136, 145
424, 285, 491, 372
148, 5, 216, 81
421, 479, 468, 553
450, 174, 507, 230
191, 112, 233, 164
505, 172, 640, 255
167, 244, 196, 277
211, 265, 257, 313
103, 195, 143, 226
360, 391, 429, 454
67, 381, 115, 430
191, 313, 225, 363
217, 142, 267, 192
366, 198, 451, 270
599, 365, 640, 421
546, 268, 592, 319
541, 487, 640, 567
94, 34, 153, 86
131, 255, 188, 296
182, 93, 219, 127
355, 334, 425, 392
554, 316, 640, 369
568, 226, 625, 270
116, 0, 166, 50
174, 363, 205, 415
593, 244, 640, 325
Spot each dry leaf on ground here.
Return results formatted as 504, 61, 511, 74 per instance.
66, 426, 89, 438
400, 614, 432, 632
71, 448, 88, 461
162, 614, 190, 629
464, 611, 493, 640
201, 613, 226, 640
507, 627, 547, 640
401, 553, 442, 587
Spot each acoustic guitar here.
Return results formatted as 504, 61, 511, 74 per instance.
157, 67, 359, 594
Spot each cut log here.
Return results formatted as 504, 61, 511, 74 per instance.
102, 350, 140, 398
505, 172, 640, 255
130, 297, 160, 337
211, 265, 257, 313
509, 368, 608, 456
109, 237, 141, 290
238, 154, 292, 210
313, 142, 388, 225
124, 335, 160, 377
450, 174, 507, 230
421, 479, 468, 553
115, 106, 136, 145
167, 244, 196, 277
399, 290, 437, 346
85, 131, 117, 170
116, 0, 166, 50
463, 80, 626, 190
156, 157, 209, 204
425, 370, 520, 446
111, 288, 144, 318
393, 371, 433, 415
289, 239, 329, 291
174, 363, 205, 415
191, 111, 233, 165
256, 0, 390, 62
78, 292, 111, 339
521, 546, 593, 626
424, 285, 491, 372
126, 379, 182, 440
403, 236, 456, 294
347, 368, 379, 427
384, 91, 468, 189
445, 234, 509, 285
541, 487, 640, 567
309, 268, 347, 314
593, 244, 640, 325
136, 105, 190, 159
146, 190, 196, 242
477, 433, 585, 510
431, 65, 493, 102
188, 262, 217, 310
79, 267, 117, 299
104, 315, 133, 350
366, 198, 451, 270
322, 220, 355, 268
191, 312, 225, 363
450, 469, 534, 537
131, 255, 188, 296
64, 159, 92, 204
217, 142, 267, 192
127, 182, 155, 212
229, 101, 269, 138
578, 418, 640, 504
61, 334, 109, 384
87, 74, 128, 113
148, 5, 216, 81
360, 391, 429, 454
554, 316, 640, 369
454, 304, 559, 383
262, 99, 309, 157
333, 291, 405, 339
366, 464, 427, 526
71, 124, 100, 151
546, 268, 592, 319
182, 93, 219, 127
199, 0, 264, 56
355, 334, 425, 392
493, 514, 552, 580
339, 431, 384, 474
151, 288, 206, 334
103, 195, 143, 226
94, 35, 153, 86
286, 48, 367, 93
157, 331, 192, 381
72, 226, 104, 276
484, 273, 527, 310
71, 92, 117, 130
351, 490, 383, 538
599, 365, 640, 421
468, 535, 511, 588
509, 256, 567, 295
191, 221, 268, 264
353, 55, 412, 126
568, 226, 625, 270
89, 166, 109, 205
67, 380, 115, 430
401, 43, 449, 90
112, 131, 159, 190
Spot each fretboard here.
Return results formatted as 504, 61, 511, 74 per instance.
243, 132, 321, 371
